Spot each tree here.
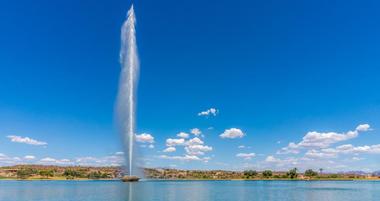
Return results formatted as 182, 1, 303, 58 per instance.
319, 168, 323, 175
243, 170, 257, 178
64, 169, 83, 179
304, 169, 318, 177
39, 170, 55, 178
287, 168, 298, 179
17, 168, 36, 179
262, 170, 273, 178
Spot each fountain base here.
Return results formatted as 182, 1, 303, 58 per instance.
121, 176, 140, 182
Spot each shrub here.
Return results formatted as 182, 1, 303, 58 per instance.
287, 168, 298, 179
304, 169, 318, 177
243, 170, 257, 178
17, 168, 37, 179
262, 170, 273, 178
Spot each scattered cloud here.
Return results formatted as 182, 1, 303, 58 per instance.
277, 124, 371, 154
236, 153, 256, 160
163, 147, 176, 153
39, 157, 74, 165
322, 144, 380, 155
161, 130, 213, 163
75, 154, 124, 166
304, 149, 337, 159
7, 135, 47, 146
263, 156, 302, 169
198, 108, 218, 117
177, 132, 189, 138
220, 128, 245, 139
185, 145, 212, 155
356, 124, 371, 132
0, 153, 125, 167
352, 157, 364, 161
166, 138, 186, 146
24, 155, 36, 160
238, 145, 245, 149
187, 137, 204, 146
265, 155, 279, 163
135, 133, 154, 143
115, 152, 124, 155
190, 128, 201, 136
159, 154, 209, 162
40, 157, 57, 162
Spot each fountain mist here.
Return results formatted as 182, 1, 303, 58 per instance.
116, 5, 139, 176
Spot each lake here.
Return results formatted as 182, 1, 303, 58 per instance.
0, 180, 379, 201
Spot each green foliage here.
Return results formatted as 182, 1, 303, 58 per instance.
87, 171, 111, 179
243, 170, 257, 178
16, 168, 37, 179
287, 168, 298, 179
262, 170, 273, 178
64, 169, 84, 179
39, 170, 55, 178
304, 169, 318, 177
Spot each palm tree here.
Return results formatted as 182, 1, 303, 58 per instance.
319, 168, 323, 175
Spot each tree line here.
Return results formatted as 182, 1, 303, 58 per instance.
243, 168, 321, 179
16, 168, 113, 180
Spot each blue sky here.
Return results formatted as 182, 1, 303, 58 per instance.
1, 0, 380, 172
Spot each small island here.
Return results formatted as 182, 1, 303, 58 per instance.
1, 165, 379, 181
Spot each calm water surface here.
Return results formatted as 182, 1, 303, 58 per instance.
0, 180, 379, 201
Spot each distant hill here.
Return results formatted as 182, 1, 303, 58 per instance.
338, 171, 369, 176
372, 171, 380, 176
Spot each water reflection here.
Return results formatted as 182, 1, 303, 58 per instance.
1, 180, 379, 201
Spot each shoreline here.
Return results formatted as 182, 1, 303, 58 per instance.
1, 178, 379, 181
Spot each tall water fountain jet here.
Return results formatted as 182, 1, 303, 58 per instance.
116, 5, 139, 177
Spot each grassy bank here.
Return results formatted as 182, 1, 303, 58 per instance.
1, 165, 379, 181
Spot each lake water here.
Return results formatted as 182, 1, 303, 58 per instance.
0, 180, 379, 201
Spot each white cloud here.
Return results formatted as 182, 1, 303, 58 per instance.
166, 138, 185, 146
0, 154, 22, 166
185, 145, 212, 155
75, 154, 124, 166
265, 155, 279, 163
277, 124, 371, 154
7, 135, 47, 146
159, 154, 201, 161
135, 133, 154, 143
159, 154, 209, 162
177, 132, 189, 138
352, 157, 364, 161
264, 156, 300, 168
186, 137, 204, 146
356, 124, 370, 132
148, 144, 155, 149
1, 153, 124, 167
220, 128, 245, 139
163, 147, 176, 153
190, 128, 201, 136
304, 149, 337, 159
40, 157, 56, 162
198, 108, 218, 117
24, 155, 36, 160
277, 142, 301, 154
327, 144, 380, 155
236, 153, 256, 160
238, 145, 245, 149
115, 152, 124, 155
